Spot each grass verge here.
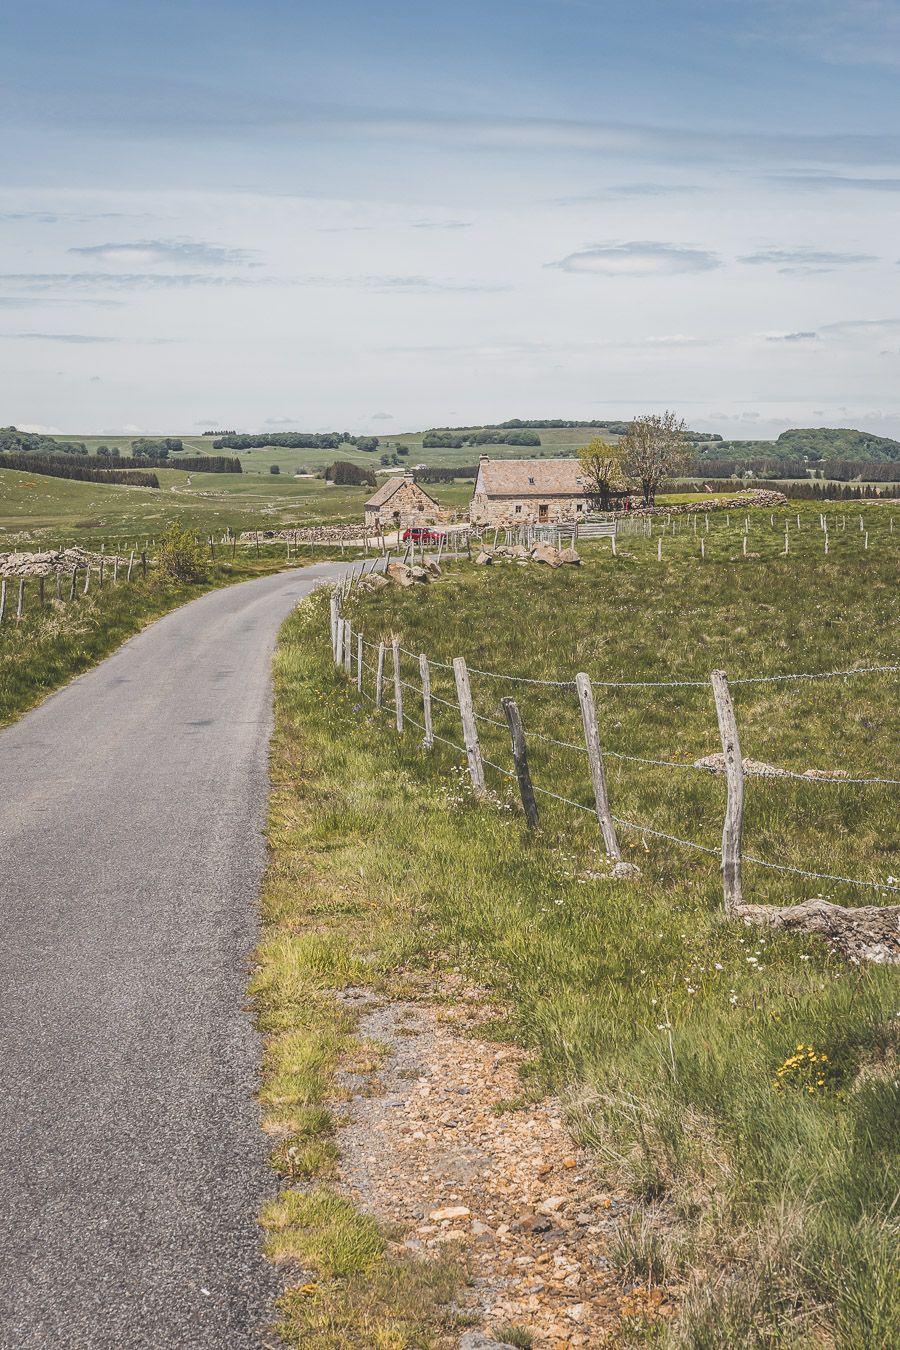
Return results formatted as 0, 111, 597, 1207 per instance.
257, 510, 898, 1348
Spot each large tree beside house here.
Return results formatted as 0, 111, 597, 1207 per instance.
621, 411, 691, 505
577, 437, 629, 511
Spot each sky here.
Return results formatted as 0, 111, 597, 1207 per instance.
3, 0, 900, 438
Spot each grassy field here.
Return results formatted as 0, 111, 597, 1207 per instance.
256, 501, 898, 1348
5, 423, 608, 546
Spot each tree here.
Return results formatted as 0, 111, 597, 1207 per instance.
578, 437, 629, 510
158, 521, 206, 581
270, 464, 281, 475
325, 460, 377, 487
621, 411, 691, 506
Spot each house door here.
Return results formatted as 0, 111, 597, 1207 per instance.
539, 504, 549, 522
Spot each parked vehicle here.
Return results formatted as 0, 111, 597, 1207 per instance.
402, 526, 445, 543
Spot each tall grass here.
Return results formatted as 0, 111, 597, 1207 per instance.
266, 505, 898, 1346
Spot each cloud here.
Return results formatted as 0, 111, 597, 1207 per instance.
738, 247, 878, 273
339, 112, 900, 168
550, 241, 721, 276
371, 412, 394, 420
772, 174, 900, 192
0, 295, 123, 307
763, 331, 819, 342
298, 274, 508, 294
68, 238, 256, 267
554, 183, 702, 205
819, 317, 900, 337
411, 220, 473, 230
5, 331, 115, 343
264, 417, 299, 426
0, 272, 261, 291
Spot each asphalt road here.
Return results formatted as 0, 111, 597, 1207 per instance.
0, 563, 349, 1350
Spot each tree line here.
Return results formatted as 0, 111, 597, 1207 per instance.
0, 453, 160, 487
325, 461, 377, 487
423, 430, 542, 449
212, 433, 379, 452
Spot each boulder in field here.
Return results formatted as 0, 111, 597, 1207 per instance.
557, 546, 582, 565
386, 562, 414, 587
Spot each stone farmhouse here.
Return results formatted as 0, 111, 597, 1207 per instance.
364, 473, 442, 530
469, 456, 589, 527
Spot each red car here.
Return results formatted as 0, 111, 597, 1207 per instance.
402, 526, 445, 543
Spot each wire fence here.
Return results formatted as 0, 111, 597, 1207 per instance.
328, 589, 899, 905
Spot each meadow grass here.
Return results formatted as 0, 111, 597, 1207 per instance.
258, 501, 898, 1347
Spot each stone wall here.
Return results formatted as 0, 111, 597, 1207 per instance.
470, 493, 587, 528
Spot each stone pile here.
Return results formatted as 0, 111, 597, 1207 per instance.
475, 543, 582, 568
384, 559, 442, 587
0, 547, 112, 578
239, 524, 369, 543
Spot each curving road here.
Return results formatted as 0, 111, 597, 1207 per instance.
0, 563, 349, 1350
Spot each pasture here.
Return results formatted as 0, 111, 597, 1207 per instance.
257, 501, 899, 1348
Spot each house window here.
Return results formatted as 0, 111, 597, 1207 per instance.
515, 505, 522, 514
528, 476, 535, 485
539, 504, 549, 522
576, 502, 584, 512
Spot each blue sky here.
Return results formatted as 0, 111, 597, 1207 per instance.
3, 0, 900, 435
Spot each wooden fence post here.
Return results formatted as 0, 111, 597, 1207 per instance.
16, 577, 25, 620
575, 673, 621, 859
83, 566, 90, 595
501, 697, 539, 828
392, 638, 403, 732
127, 550, 135, 582
0, 578, 6, 625
98, 557, 104, 588
419, 653, 434, 749
453, 656, 485, 794
70, 569, 77, 600
356, 633, 364, 692
375, 642, 386, 708
711, 669, 744, 911
141, 551, 147, 578
330, 590, 341, 661
113, 554, 119, 584
343, 620, 352, 676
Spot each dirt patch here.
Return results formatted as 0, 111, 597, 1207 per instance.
331, 988, 672, 1347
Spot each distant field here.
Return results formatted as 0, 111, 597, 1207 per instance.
48, 425, 610, 475
0, 467, 473, 548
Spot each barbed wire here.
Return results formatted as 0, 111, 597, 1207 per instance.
350, 671, 898, 893
352, 626, 898, 785
741, 854, 900, 893
386, 637, 899, 690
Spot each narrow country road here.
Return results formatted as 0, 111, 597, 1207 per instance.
0, 563, 349, 1350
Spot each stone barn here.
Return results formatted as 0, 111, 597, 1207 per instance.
364, 473, 442, 531
469, 456, 589, 527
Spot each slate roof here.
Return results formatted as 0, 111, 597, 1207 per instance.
475, 457, 587, 498
364, 475, 438, 509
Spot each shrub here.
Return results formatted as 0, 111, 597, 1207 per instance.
157, 521, 206, 582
